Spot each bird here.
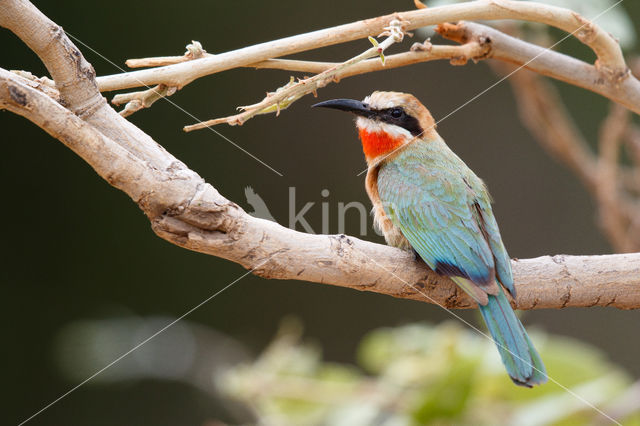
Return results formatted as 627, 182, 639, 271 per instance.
313, 91, 547, 387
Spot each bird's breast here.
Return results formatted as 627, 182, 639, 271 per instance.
365, 166, 411, 250
358, 128, 405, 161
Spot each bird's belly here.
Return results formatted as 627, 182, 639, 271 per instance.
372, 203, 412, 250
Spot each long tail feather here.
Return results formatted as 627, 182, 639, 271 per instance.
479, 290, 547, 387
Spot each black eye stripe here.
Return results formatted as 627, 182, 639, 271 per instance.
390, 108, 403, 118
374, 107, 423, 137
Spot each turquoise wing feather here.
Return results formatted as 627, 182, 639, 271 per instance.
475, 195, 516, 297
377, 154, 498, 302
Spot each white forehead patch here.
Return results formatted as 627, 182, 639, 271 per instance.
362, 93, 402, 110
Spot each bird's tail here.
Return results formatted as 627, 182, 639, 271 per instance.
478, 290, 547, 387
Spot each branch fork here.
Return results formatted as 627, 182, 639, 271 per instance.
112, 84, 178, 117
108, 41, 207, 116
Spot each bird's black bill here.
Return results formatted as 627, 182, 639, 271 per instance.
312, 98, 374, 118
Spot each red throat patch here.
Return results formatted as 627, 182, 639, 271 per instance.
358, 129, 404, 160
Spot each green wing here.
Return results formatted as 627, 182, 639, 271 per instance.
377, 156, 506, 304
474, 195, 515, 297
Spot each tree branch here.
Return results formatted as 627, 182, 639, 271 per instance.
89, 2, 640, 124
2, 0, 639, 311
110, 41, 490, 117
117, 19, 640, 120
2, 67, 640, 310
95, 0, 628, 93
437, 21, 640, 114
183, 19, 407, 130
124, 40, 489, 73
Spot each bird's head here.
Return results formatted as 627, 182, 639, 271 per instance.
313, 91, 436, 164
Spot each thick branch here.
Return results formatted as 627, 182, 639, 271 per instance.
0, 0, 98, 114
0, 69, 201, 219
0, 0, 198, 194
2, 69, 639, 310
2, 1, 639, 312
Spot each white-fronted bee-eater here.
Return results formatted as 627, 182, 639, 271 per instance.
313, 91, 547, 387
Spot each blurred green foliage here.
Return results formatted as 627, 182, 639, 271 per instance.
220, 320, 640, 425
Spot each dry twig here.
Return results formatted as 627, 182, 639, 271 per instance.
183, 19, 407, 130
113, 39, 490, 118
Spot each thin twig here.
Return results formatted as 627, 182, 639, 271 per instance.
254, 40, 489, 72
183, 19, 406, 130
124, 40, 487, 74
116, 40, 487, 117
125, 40, 207, 68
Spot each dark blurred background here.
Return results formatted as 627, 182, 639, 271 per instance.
2, 1, 639, 425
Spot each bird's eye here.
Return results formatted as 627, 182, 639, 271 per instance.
390, 108, 403, 118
